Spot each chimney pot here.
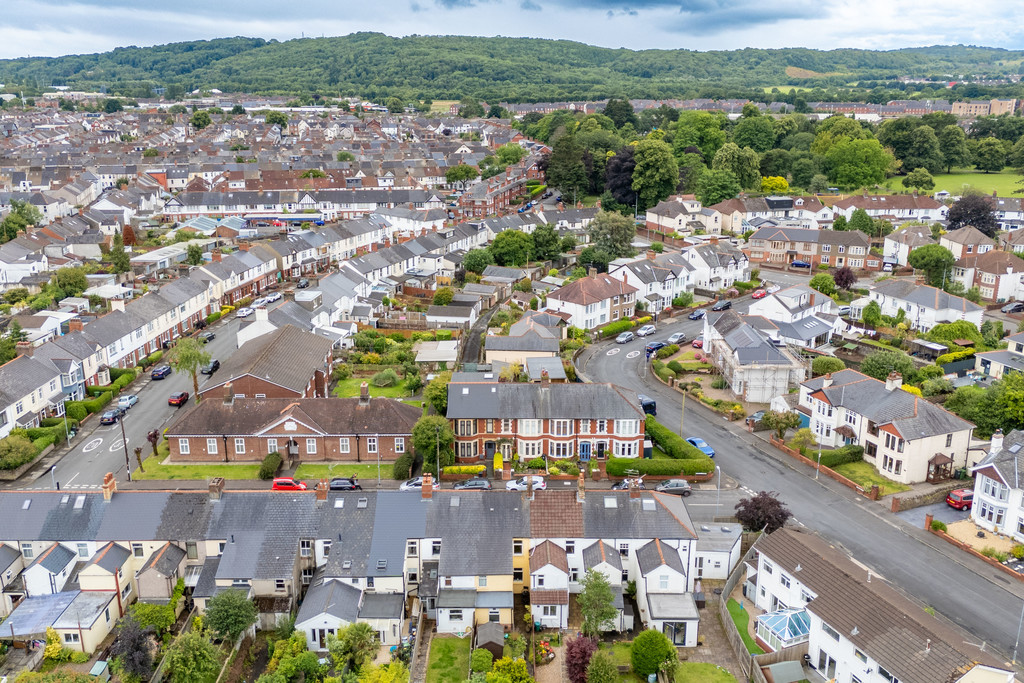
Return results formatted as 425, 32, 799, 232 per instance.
101, 472, 117, 501
223, 382, 234, 405
629, 479, 642, 499
211, 251, 222, 263
208, 477, 225, 500
646, 250, 657, 260
587, 267, 597, 277
359, 382, 370, 405
422, 473, 434, 499
540, 369, 549, 387
15, 341, 32, 357
991, 429, 1004, 456
885, 372, 903, 391
315, 479, 329, 502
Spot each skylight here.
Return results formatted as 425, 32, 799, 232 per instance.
356, 498, 368, 509
334, 498, 344, 508
74, 495, 86, 509
641, 499, 655, 511
604, 497, 617, 509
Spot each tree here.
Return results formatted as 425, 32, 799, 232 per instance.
946, 193, 997, 237
604, 146, 637, 206
761, 176, 789, 194
578, 246, 613, 273
630, 629, 676, 677
185, 243, 204, 266
359, 661, 410, 683
561, 235, 577, 252
337, 150, 356, 162
462, 248, 494, 274
446, 164, 478, 189
265, 110, 289, 128
825, 138, 894, 188
458, 98, 485, 118
972, 136, 1006, 172
735, 491, 792, 533
760, 410, 802, 441
672, 111, 727, 162
812, 356, 847, 376
52, 267, 88, 297
832, 266, 856, 290
577, 569, 617, 637
861, 300, 882, 326
847, 208, 873, 234
205, 588, 258, 642
602, 98, 637, 129
631, 138, 678, 209
496, 143, 526, 165
489, 657, 531, 683
432, 287, 454, 306
908, 243, 956, 287
108, 614, 154, 680
489, 230, 533, 266
733, 115, 776, 154
546, 135, 587, 199
189, 110, 212, 130
531, 223, 562, 261
588, 210, 635, 258
902, 126, 944, 174
104, 98, 124, 113
424, 372, 452, 415
169, 337, 211, 402
586, 652, 618, 683
938, 125, 972, 172
811, 115, 869, 156
328, 622, 379, 672
711, 142, 761, 190
109, 234, 131, 273
860, 349, 916, 382
165, 630, 220, 683
808, 273, 836, 296
902, 167, 935, 191
566, 637, 598, 683
471, 648, 494, 673
413, 415, 454, 471
695, 169, 741, 206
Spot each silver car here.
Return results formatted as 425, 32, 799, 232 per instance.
667, 332, 686, 344
505, 476, 547, 491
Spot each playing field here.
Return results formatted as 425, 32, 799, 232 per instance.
932, 169, 1021, 196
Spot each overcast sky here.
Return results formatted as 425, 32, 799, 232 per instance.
2, 0, 1021, 60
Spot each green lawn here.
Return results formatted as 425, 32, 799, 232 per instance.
294, 463, 392, 480
676, 663, 738, 683
668, 348, 714, 371
726, 599, 765, 655
932, 169, 1021, 196
332, 377, 413, 398
601, 641, 636, 683
832, 461, 911, 495
425, 636, 472, 683
133, 456, 261, 480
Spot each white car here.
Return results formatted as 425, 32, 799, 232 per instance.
236, 307, 254, 318
399, 476, 440, 491
117, 394, 138, 410
266, 291, 283, 303
766, 284, 781, 294
505, 476, 547, 491
251, 297, 268, 308
636, 324, 657, 337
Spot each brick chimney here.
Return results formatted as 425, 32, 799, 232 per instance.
223, 382, 234, 406
540, 369, 549, 387
576, 470, 585, 502
211, 251, 222, 263
359, 381, 370, 406
885, 372, 903, 392
15, 341, 32, 357
646, 250, 657, 260
808, 293, 815, 307
208, 477, 225, 501
991, 429, 1004, 456
422, 473, 434, 499
101, 472, 117, 501
822, 373, 834, 388
315, 478, 329, 503
68, 318, 84, 333
629, 479, 642, 498
238, 242, 250, 252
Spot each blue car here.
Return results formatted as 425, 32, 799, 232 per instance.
151, 365, 172, 380
686, 437, 715, 458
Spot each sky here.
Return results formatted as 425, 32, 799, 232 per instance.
1, 0, 1021, 60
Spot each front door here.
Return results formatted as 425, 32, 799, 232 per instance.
287, 440, 299, 457
317, 629, 325, 649
696, 556, 704, 578
579, 443, 591, 461
485, 442, 496, 461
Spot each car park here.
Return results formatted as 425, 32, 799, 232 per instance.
946, 488, 973, 510
1001, 301, 1024, 314
655, 479, 693, 496
198, 331, 215, 343
645, 341, 667, 354
686, 436, 715, 457
328, 478, 362, 491
637, 324, 657, 337
505, 476, 547, 491
168, 391, 190, 407
266, 291, 283, 303
751, 289, 767, 299
272, 478, 307, 491
151, 365, 172, 380
399, 476, 440, 492
236, 307, 254, 318
201, 359, 220, 375
99, 410, 121, 425
616, 331, 635, 344
791, 260, 811, 268
611, 478, 645, 490
117, 394, 138, 410
453, 478, 493, 490
666, 332, 686, 344
711, 300, 732, 311
688, 310, 706, 320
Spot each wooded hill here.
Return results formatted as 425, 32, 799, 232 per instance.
2, 33, 1023, 102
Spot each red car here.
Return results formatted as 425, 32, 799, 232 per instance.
946, 488, 973, 510
752, 289, 767, 299
692, 339, 704, 348
272, 478, 307, 491
168, 391, 190, 407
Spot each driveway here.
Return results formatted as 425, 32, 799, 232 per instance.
897, 501, 971, 529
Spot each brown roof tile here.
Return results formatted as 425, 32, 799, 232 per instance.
530, 540, 569, 573
547, 273, 638, 306
529, 490, 583, 538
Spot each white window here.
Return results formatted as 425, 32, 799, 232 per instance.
780, 573, 791, 588
267, 438, 278, 454
614, 419, 638, 436
501, 419, 514, 433
478, 576, 487, 587
77, 543, 89, 558
407, 541, 418, 557
822, 622, 840, 641
63, 633, 80, 644
659, 575, 669, 589
763, 561, 773, 574
552, 419, 571, 436
565, 541, 575, 554
513, 540, 523, 555
520, 419, 541, 435
542, 605, 558, 617
580, 419, 591, 434
535, 575, 545, 587
552, 442, 571, 457
234, 438, 245, 455
323, 540, 331, 556
300, 540, 311, 557
179, 439, 190, 455
132, 543, 144, 558
367, 437, 378, 453
614, 441, 637, 457
207, 438, 217, 454
306, 438, 317, 455
339, 438, 350, 453
449, 609, 464, 621
276, 579, 286, 592
395, 437, 405, 453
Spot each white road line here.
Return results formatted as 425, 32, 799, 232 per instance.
64, 472, 80, 487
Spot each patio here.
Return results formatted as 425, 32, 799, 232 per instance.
945, 519, 1017, 555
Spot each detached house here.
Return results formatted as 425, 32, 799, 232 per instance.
858, 279, 984, 332
608, 251, 693, 313
703, 311, 808, 403
882, 223, 934, 267
644, 195, 721, 235
681, 241, 749, 291
970, 429, 1024, 541
545, 272, 638, 330
939, 225, 994, 259
746, 285, 840, 349
951, 250, 1024, 302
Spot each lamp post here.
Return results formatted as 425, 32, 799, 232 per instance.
816, 445, 822, 481
1013, 597, 1024, 664
120, 413, 132, 483
716, 465, 721, 519
50, 465, 57, 491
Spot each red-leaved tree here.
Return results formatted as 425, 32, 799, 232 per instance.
566, 636, 598, 683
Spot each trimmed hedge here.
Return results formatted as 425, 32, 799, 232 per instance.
443, 465, 487, 475
656, 344, 680, 359
601, 320, 634, 338
605, 457, 716, 476
258, 452, 282, 480
205, 311, 222, 324
142, 350, 164, 367
64, 403, 87, 421
667, 360, 685, 375
85, 371, 136, 397
525, 457, 546, 469
936, 349, 975, 365
392, 452, 414, 480
40, 417, 79, 430
71, 392, 112, 415
645, 416, 710, 460
817, 444, 864, 469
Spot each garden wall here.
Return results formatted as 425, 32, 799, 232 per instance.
926, 522, 1023, 584
890, 482, 963, 513
768, 436, 879, 501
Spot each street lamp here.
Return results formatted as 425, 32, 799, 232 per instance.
50, 465, 57, 491
816, 445, 822, 480
119, 412, 132, 483
1013, 597, 1024, 664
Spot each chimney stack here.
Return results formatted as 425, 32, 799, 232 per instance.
991, 429, 1004, 456
629, 479, 641, 499
421, 473, 434, 499
576, 470, 585, 503
223, 382, 234, 406
808, 292, 815, 307
208, 477, 225, 501
101, 472, 117, 501
646, 250, 657, 260
211, 251, 222, 263
110, 298, 126, 313
822, 373, 834, 388
238, 242, 250, 252
315, 478, 329, 503
588, 267, 597, 278
68, 318, 84, 333
359, 382, 370, 406
540, 369, 549, 387
15, 341, 32, 357
885, 372, 903, 392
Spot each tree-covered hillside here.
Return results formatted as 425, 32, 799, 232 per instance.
1, 33, 1023, 102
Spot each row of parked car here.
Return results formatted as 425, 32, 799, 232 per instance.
270, 474, 699, 495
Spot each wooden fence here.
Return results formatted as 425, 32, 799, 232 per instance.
717, 542, 761, 681
750, 642, 810, 683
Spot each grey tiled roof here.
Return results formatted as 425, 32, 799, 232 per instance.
359, 592, 404, 619
297, 568, 361, 624
582, 541, 622, 571
139, 542, 187, 577
85, 542, 130, 573
636, 538, 685, 575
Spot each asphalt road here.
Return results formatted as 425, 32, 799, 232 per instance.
14, 317, 242, 491
579, 325, 1024, 662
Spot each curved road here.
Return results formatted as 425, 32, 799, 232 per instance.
578, 319, 1024, 662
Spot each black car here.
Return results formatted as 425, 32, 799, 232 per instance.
645, 341, 667, 355
198, 331, 216, 343
688, 309, 706, 320
328, 477, 362, 491
655, 479, 693, 497
151, 365, 172, 380
297, 278, 311, 289
200, 359, 220, 375
711, 300, 732, 311
1001, 301, 1024, 314
99, 410, 121, 425
453, 477, 493, 491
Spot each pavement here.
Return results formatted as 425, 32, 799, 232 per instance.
577, 332, 1024, 662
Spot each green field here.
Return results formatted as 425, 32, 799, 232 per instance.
932, 169, 1021, 196
425, 636, 471, 683
762, 85, 811, 93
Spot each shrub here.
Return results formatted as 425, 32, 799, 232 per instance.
332, 363, 352, 381
817, 444, 864, 469
40, 417, 79, 430
392, 452, 414, 480
443, 465, 487, 475
0, 435, 38, 470
655, 366, 675, 382
672, 293, 694, 308
645, 416, 710, 460
81, 392, 113, 414
631, 629, 676, 677
471, 648, 494, 673
656, 344, 679, 359
259, 452, 283, 479
930, 520, 948, 532
921, 377, 954, 396
526, 457, 546, 469
1012, 544, 1024, 560
205, 311, 222, 324
601, 320, 634, 338
812, 356, 846, 376
711, 377, 728, 389
371, 368, 400, 387
980, 546, 998, 559
901, 385, 923, 397
605, 458, 714, 476
667, 360, 684, 374
64, 402, 88, 421
936, 349, 976, 365
436, 330, 453, 341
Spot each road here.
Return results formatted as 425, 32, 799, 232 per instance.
579, 321, 1024, 661
14, 317, 242, 491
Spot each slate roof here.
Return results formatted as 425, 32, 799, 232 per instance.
0, 543, 21, 570
446, 382, 642, 420
636, 538, 686, 575
871, 279, 983, 314
84, 542, 130, 573
200, 324, 332, 396
29, 543, 76, 573
972, 429, 1024, 488
432, 491, 527, 575
359, 592, 404, 619
582, 541, 622, 571
0, 354, 61, 405
296, 568, 361, 625
139, 541, 187, 577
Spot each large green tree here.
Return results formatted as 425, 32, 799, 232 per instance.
165, 630, 220, 683
902, 126, 944, 175
413, 415, 454, 472
711, 143, 761, 190
462, 248, 494, 274
489, 230, 533, 266
588, 210, 635, 258
672, 111, 727, 163
859, 349, 917, 382
205, 588, 258, 641
546, 135, 587, 200
972, 136, 1006, 172
824, 138, 894, 188
695, 169, 741, 206
602, 98, 638, 129
52, 267, 88, 297
908, 243, 955, 287
902, 167, 935, 191
169, 337, 212, 402
732, 115, 777, 154
445, 164, 478, 189
530, 223, 562, 261
109, 233, 131, 273
577, 569, 617, 637
423, 371, 452, 415
186, 243, 204, 266
938, 125, 972, 172
631, 138, 678, 210
189, 110, 212, 129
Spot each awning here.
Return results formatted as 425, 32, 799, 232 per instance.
930, 453, 953, 466
835, 425, 856, 438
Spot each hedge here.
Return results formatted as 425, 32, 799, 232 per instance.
525, 457, 546, 469
436, 330, 453, 341
605, 457, 715, 476
443, 465, 487, 475
936, 349, 975, 365
32, 435, 56, 453
817, 444, 864, 469
258, 452, 283, 480
548, 462, 579, 476
64, 403, 87, 421
392, 452, 414, 480
142, 350, 163, 367
656, 344, 680, 359
71, 392, 112, 415
601, 320, 634, 338
26, 426, 70, 447
85, 371, 136, 397
40, 417, 79, 430
645, 416, 710, 460
667, 360, 685, 375
205, 311, 222, 324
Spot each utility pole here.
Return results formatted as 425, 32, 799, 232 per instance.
120, 414, 132, 482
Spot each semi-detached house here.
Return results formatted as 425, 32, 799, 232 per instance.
545, 272, 638, 330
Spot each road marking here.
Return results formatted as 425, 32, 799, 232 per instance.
109, 438, 128, 452
606, 348, 621, 356
64, 472, 79, 487
83, 438, 103, 453
625, 350, 641, 359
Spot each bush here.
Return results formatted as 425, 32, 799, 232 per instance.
935, 349, 976, 365
526, 457, 546, 469
672, 293, 694, 308
471, 648, 494, 673
655, 344, 679, 359
0, 435, 39, 470
371, 368, 400, 387
631, 629, 676, 677
80, 392, 113, 414
817, 444, 864, 469
711, 377, 728, 389
601, 320, 634, 338
143, 350, 164, 367
40, 417, 79, 430
332, 363, 352, 381
1012, 544, 1024, 560
443, 465, 487, 475
644, 416, 710, 460
436, 330, 453, 341
901, 385, 923, 397
64, 402, 88, 421
606, 457, 713, 476
811, 356, 846, 376
205, 311, 222, 324
930, 520, 948, 532
667, 360, 684, 374
259, 452, 283, 479
655, 366, 675, 383
392, 452, 414, 480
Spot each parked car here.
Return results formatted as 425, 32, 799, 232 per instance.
99, 410, 121, 425
790, 260, 811, 268
645, 341, 667, 354
198, 331, 215, 343
117, 394, 138, 410
638, 394, 657, 416
838, 305, 852, 317
746, 410, 765, 427
751, 289, 767, 299
766, 284, 781, 294
688, 310, 706, 320
453, 478, 493, 491
506, 476, 547, 491
611, 478, 645, 490
1001, 301, 1024, 314
946, 488, 974, 510
329, 477, 362, 491
711, 300, 732, 311
297, 278, 311, 289
615, 331, 635, 344
266, 292, 283, 303
151, 365, 172, 380
655, 479, 693, 496
637, 324, 657, 337
236, 307, 254, 318
272, 478, 307, 491
399, 476, 440, 492
168, 391, 190, 407
200, 359, 220, 375
666, 332, 687, 344
686, 436, 715, 458
251, 297, 269, 309
692, 338, 704, 348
